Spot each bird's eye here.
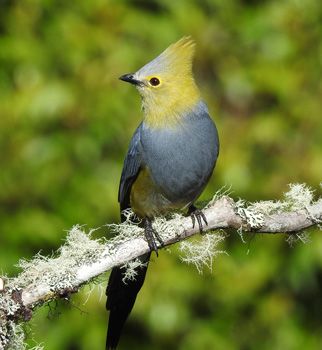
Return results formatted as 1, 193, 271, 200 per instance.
149, 77, 160, 86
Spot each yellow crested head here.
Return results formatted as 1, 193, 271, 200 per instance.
119, 36, 202, 128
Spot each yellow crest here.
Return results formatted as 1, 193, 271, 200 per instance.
137, 36, 196, 78
160, 36, 195, 75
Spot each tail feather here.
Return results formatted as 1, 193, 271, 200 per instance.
106, 253, 150, 349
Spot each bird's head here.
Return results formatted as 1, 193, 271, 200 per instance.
120, 37, 202, 128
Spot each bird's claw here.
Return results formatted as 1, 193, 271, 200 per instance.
144, 218, 164, 256
189, 205, 208, 234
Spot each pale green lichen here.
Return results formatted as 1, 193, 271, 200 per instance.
121, 259, 149, 283
285, 231, 312, 247
0, 288, 21, 317
7, 225, 108, 293
1, 225, 111, 350
236, 198, 265, 228
108, 209, 143, 244
207, 184, 233, 207
153, 213, 186, 241
247, 183, 316, 216
235, 183, 320, 245
109, 209, 186, 246
179, 232, 228, 274
2, 321, 44, 350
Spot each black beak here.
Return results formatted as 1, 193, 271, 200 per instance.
119, 74, 141, 85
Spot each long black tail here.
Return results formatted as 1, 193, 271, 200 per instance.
105, 253, 150, 349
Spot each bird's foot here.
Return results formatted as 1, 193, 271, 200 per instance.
144, 217, 164, 257
188, 205, 208, 234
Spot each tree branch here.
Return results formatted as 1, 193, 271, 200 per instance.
0, 184, 321, 349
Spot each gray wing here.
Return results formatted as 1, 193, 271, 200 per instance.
118, 123, 142, 217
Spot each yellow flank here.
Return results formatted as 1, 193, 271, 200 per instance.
130, 166, 157, 218
135, 36, 202, 129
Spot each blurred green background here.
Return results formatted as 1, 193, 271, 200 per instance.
1, 0, 322, 349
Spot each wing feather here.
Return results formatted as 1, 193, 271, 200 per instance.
118, 123, 142, 217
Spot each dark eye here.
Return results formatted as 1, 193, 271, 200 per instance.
149, 77, 160, 86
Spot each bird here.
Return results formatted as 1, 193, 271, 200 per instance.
105, 36, 219, 349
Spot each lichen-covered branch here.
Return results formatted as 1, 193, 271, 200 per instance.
0, 184, 321, 349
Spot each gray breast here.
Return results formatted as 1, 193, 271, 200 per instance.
140, 100, 219, 209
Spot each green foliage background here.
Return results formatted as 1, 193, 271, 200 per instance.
1, 0, 322, 349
